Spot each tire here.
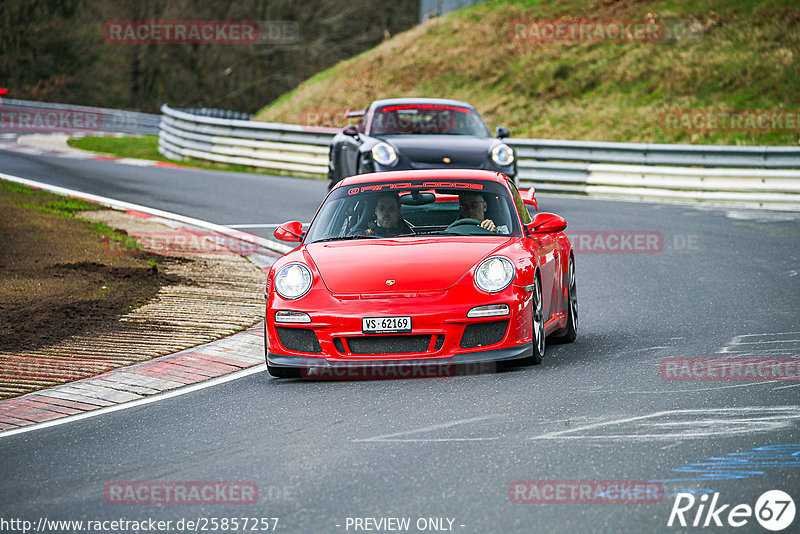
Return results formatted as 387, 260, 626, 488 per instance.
552, 256, 577, 343
530, 274, 545, 364
515, 273, 545, 367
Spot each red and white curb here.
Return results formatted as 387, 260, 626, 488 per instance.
0, 323, 267, 434
0, 173, 291, 437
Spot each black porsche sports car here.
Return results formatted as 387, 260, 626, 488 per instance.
327, 98, 517, 190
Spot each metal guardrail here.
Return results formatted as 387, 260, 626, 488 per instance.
532, 164, 800, 209
158, 104, 800, 209
158, 104, 335, 175
509, 138, 800, 168
0, 98, 160, 135
175, 107, 255, 121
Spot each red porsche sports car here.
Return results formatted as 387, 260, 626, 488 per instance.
265, 169, 577, 378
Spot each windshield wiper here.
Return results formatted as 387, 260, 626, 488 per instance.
312, 235, 379, 243
382, 131, 441, 135
381, 132, 478, 136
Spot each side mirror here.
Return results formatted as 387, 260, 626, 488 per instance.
342, 124, 359, 136
495, 126, 510, 139
519, 188, 537, 211
274, 221, 304, 242
526, 212, 567, 235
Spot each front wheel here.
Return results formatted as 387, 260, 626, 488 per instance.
516, 274, 545, 366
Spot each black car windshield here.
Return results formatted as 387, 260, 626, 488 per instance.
368, 104, 490, 136
304, 179, 522, 243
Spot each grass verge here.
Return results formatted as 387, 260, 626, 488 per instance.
255, 0, 800, 146
0, 178, 174, 353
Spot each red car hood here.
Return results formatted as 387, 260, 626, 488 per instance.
306, 237, 509, 294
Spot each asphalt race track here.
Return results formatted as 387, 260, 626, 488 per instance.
1, 148, 800, 533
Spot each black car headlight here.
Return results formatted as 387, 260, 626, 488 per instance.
491, 144, 515, 166
371, 142, 398, 166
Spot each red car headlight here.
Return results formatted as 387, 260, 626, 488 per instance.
274, 263, 313, 299
474, 256, 515, 293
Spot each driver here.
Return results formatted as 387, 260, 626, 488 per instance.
458, 193, 497, 232
356, 193, 413, 237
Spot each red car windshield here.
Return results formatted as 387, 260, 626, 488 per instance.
305, 179, 522, 243
368, 104, 490, 136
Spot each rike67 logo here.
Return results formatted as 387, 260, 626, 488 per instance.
668, 490, 795, 531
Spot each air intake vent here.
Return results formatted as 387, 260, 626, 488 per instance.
460, 320, 508, 349
346, 335, 431, 355
333, 338, 346, 354
277, 327, 321, 353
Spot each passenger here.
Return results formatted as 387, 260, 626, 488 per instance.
357, 193, 413, 237
458, 193, 497, 232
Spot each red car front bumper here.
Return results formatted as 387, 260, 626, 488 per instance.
265, 279, 536, 372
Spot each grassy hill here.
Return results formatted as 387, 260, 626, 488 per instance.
255, 0, 800, 146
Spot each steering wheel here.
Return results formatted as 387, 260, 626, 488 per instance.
446, 218, 482, 229
445, 218, 495, 235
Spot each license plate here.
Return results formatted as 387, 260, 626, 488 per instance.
362, 316, 412, 333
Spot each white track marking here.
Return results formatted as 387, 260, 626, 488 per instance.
0, 172, 293, 254
733, 332, 800, 341
528, 406, 800, 441
353, 407, 800, 444
354, 414, 503, 443
773, 383, 800, 391
724, 210, 800, 222
720, 344, 800, 346
0, 365, 266, 439
625, 381, 780, 394
717, 332, 800, 357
